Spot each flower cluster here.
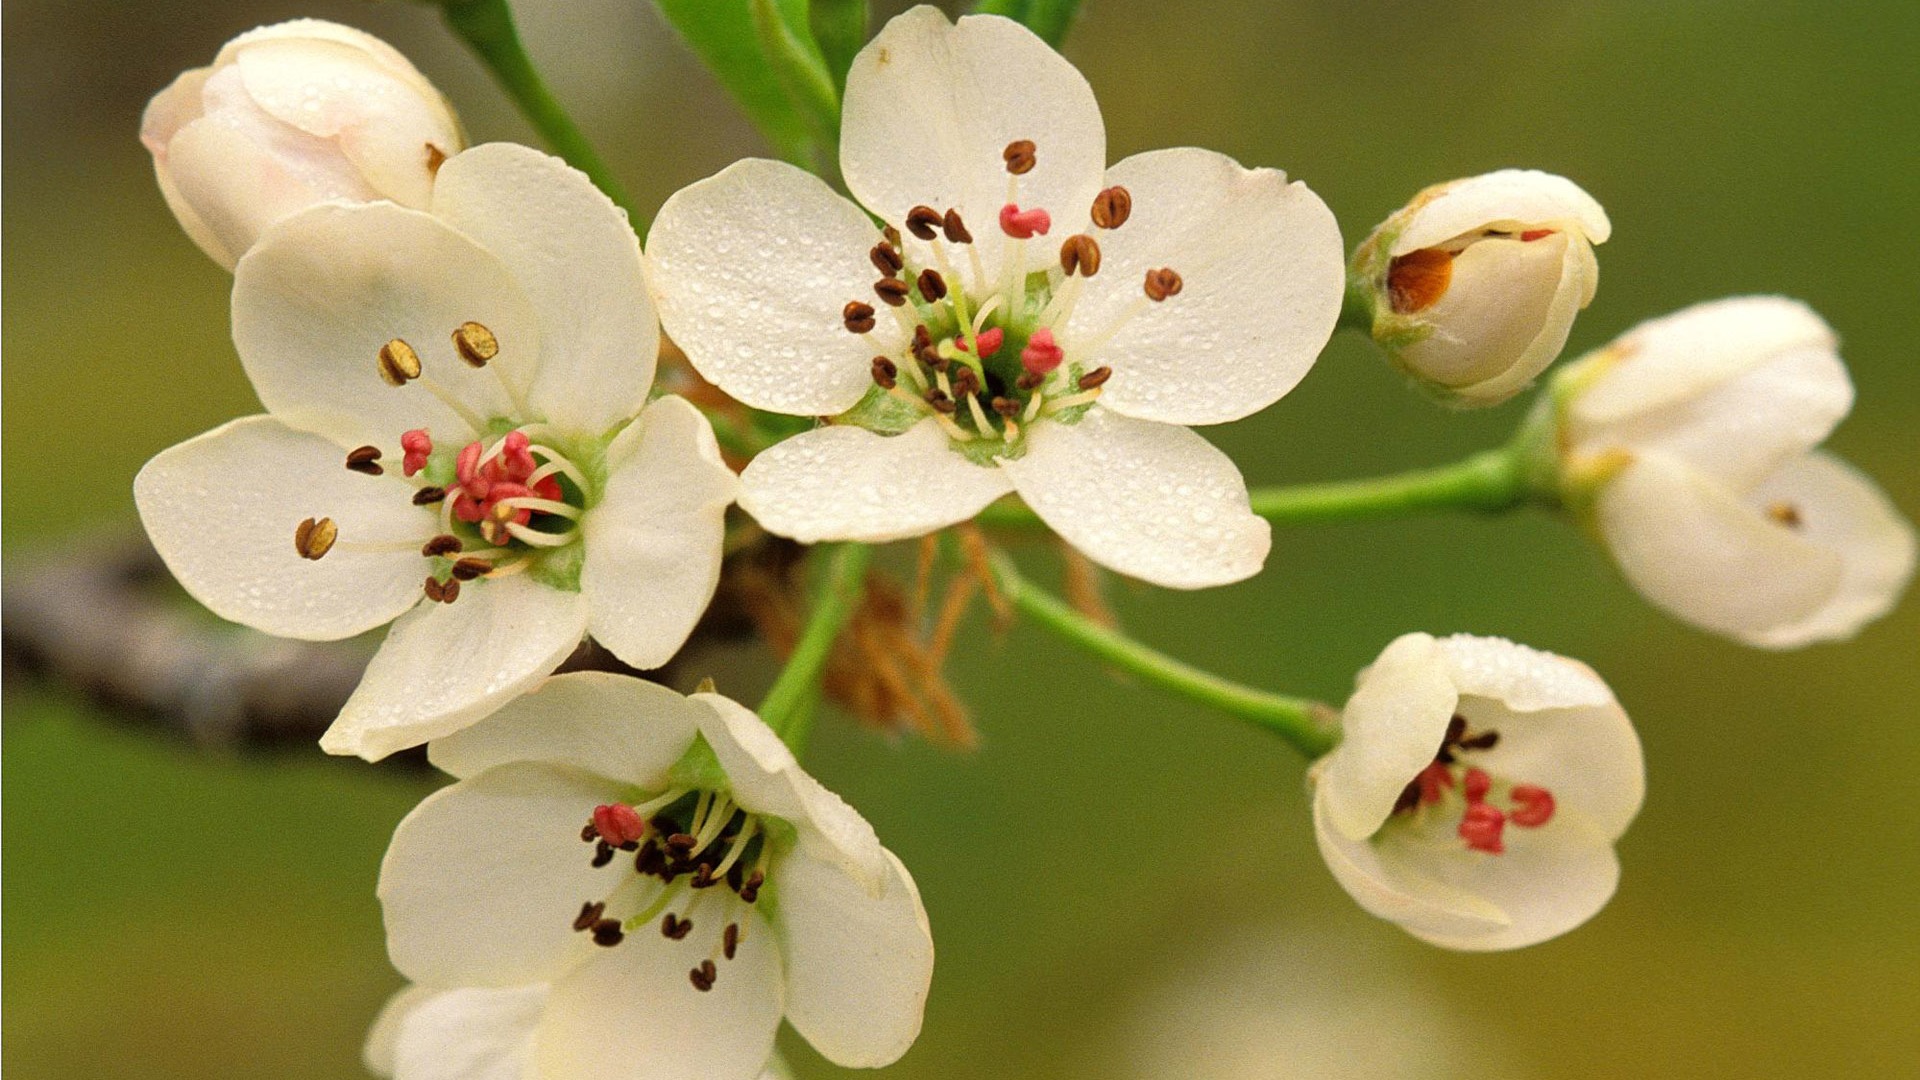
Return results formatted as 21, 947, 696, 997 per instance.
127, 5, 1911, 1078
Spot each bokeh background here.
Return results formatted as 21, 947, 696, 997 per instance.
6, 1, 1918, 1076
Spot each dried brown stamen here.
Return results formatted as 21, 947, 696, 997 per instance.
842, 300, 877, 333
1060, 234, 1102, 277
871, 356, 898, 389
1091, 185, 1132, 229
870, 241, 904, 275
689, 959, 717, 992
1767, 502, 1803, 528
1078, 366, 1113, 390
739, 870, 764, 904
377, 338, 422, 386
905, 205, 943, 240
662, 913, 693, 940
874, 277, 910, 307
883, 225, 903, 248
345, 445, 384, 476
1015, 371, 1045, 391
992, 396, 1020, 417
294, 517, 337, 560
421, 534, 463, 558
450, 557, 492, 581
1003, 139, 1037, 175
916, 268, 948, 302
927, 390, 957, 414
1143, 267, 1184, 302
425, 143, 449, 175
422, 576, 460, 604
589, 839, 615, 867
942, 209, 973, 244
723, 922, 740, 960
573, 901, 606, 932
412, 486, 448, 506
951, 367, 980, 398
591, 919, 625, 947
1386, 248, 1454, 314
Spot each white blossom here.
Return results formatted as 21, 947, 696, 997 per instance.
141, 19, 464, 269
134, 144, 737, 760
1560, 296, 1915, 648
373, 674, 935, 1079
645, 5, 1345, 589
1353, 170, 1610, 406
1311, 633, 1644, 950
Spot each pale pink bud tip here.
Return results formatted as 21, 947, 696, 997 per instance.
1458, 802, 1507, 854
1462, 767, 1492, 804
975, 327, 1005, 357
400, 429, 433, 476
592, 804, 648, 847
999, 203, 1052, 240
1021, 328, 1064, 375
1509, 784, 1556, 827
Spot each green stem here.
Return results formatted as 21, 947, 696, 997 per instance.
759, 543, 870, 747
976, 443, 1533, 529
438, 0, 638, 218
990, 553, 1335, 758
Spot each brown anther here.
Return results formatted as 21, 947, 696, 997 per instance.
916, 268, 948, 301
871, 356, 898, 389
412, 485, 448, 506
843, 301, 877, 334
1059, 234, 1102, 277
1458, 730, 1501, 752
1444, 714, 1468, 745
666, 832, 698, 854
294, 517, 338, 560
927, 390, 957, 414
689, 960, 717, 992
425, 143, 450, 175
345, 445, 384, 476
874, 277, 911, 307
452, 321, 500, 367
691, 863, 719, 889
636, 841, 666, 876
905, 205, 943, 240
723, 922, 740, 960
951, 367, 980, 398
1387, 248, 1454, 314
739, 870, 764, 904
1091, 185, 1132, 229
1077, 366, 1113, 390
1143, 267, 1184, 302
451, 557, 492, 581
1003, 139, 1037, 175
884, 225, 903, 248
580, 822, 600, 843
440, 578, 462, 604
421, 534, 463, 558
591, 919, 625, 947
590, 839, 615, 868
662, 913, 693, 940
870, 242, 904, 275
422, 576, 446, 603
377, 338, 422, 386
992, 396, 1020, 417
1767, 502, 1803, 528
942, 209, 973, 244
573, 901, 606, 932
1016, 371, 1046, 391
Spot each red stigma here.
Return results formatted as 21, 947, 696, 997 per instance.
1519, 228, 1555, 242
400, 429, 433, 477
1414, 761, 1454, 806
592, 803, 648, 847
974, 327, 1005, 357
1462, 767, 1492, 805
448, 432, 564, 527
1458, 803, 1507, 854
1021, 328, 1064, 375
1509, 785, 1556, 827
999, 203, 1052, 240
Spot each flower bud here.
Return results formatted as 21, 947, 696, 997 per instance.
1352, 170, 1610, 407
1553, 297, 1915, 648
139, 19, 464, 270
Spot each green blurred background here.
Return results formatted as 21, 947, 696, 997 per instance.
6, 1, 1917, 1076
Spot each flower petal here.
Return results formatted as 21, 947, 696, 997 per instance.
233, 202, 537, 449
1572, 338, 1853, 492
1432, 634, 1615, 713
1391, 169, 1610, 254
646, 158, 895, 414
433, 144, 658, 437
998, 408, 1269, 588
134, 415, 434, 640
1738, 452, 1917, 648
1315, 633, 1458, 841
739, 419, 1012, 544
775, 848, 933, 1068
840, 6, 1106, 284
1570, 296, 1838, 427
1066, 148, 1344, 425
379, 763, 627, 987
1597, 454, 1845, 644
428, 671, 705, 783
581, 396, 738, 669
364, 985, 436, 1077
320, 574, 589, 761
386, 985, 546, 1080
1312, 791, 1509, 942
537, 910, 783, 1080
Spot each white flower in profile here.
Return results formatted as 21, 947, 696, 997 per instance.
141, 19, 464, 270
1559, 296, 1915, 648
373, 674, 934, 1080
1352, 170, 1610, 406
1310, 633, 1644, 951
133, 144, 738, 760
645, 5, 1345, 589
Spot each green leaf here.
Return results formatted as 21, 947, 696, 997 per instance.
653, 0, 835, 165
809, 0, 869, 91
970, 0, 1083, 47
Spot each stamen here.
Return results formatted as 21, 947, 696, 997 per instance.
345, 445, 384, 476
1143, 267, 1184, 302
502, 521, 577, 548
1003, 139, 1037, 175
421, 575, 460, 604
965, 391, 995, 434
1766, 502, 1803, 528
916, 268, 948, 302
497, 496, 582, 520
450, 557, 493, 581
843, 301, 878, 334
689, 959, 717, 992
451, 321, 500, 367
870, 241, 904, 275
573, 901, 606, 932
872, 356, 899, 389
874, 278, 911, 306
883, 225, 903, 248
932, 411, 976, 442
905, 205, 944, 241
426, 143, 450, 175
705, 818, 760, 884
1059, 234, 1102, 277
293, 517, 338, 560
942, 209, 973, 244
662, 913, 694, 940
421, 534, 463, 557
1091, 185, 1132, 229
1077, 366, 1112, 390
377, 339, 422, 386
723, 922, 740, 960
591, 919, 625, 947
525, 445, 589, 491
1387, 249, 1453, 314
410, 486, 446, 507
